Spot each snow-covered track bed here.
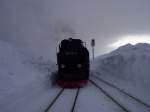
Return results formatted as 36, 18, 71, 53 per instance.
90, 75, 150, 112
44, 88, 80, 112
91, 75, 150, 108
71, 88, 80, 112
44, 88, 64, 112
89, 80, 130, 112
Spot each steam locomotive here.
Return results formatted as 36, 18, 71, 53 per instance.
57, 38, 89, 87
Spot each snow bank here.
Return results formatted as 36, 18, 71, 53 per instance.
0, 40, 59, 112
0, 39, 55, 99
0, 40, 38, 98
92, 43, 150, 104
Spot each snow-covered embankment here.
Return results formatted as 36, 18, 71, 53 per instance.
0, 40, 57, 112
92, 43, 150, 104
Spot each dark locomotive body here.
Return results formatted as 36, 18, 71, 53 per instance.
57, 38, 89, 87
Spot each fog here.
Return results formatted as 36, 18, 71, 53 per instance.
0, 0, 150, 61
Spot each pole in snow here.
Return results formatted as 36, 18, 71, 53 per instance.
91, 39, 95, 61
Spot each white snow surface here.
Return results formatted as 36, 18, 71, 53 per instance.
92, 43, 150, 105
0, 40, 58, 112
0, 40, 150, 112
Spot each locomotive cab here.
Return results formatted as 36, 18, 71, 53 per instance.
57, 38, 89, 87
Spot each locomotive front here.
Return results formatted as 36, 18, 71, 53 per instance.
57, 38, 89, 88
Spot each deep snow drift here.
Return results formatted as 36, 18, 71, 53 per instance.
92, 43, 150, 104
0, 40, 51, 98
0, 40, 58, 112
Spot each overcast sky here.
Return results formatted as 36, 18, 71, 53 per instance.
0, 0, 150, 61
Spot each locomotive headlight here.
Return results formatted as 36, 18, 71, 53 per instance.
61, 64, 65, 68
77, 64, 82, 68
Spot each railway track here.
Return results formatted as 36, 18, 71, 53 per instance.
91, 74, 150, 109
44, 88, 80, 112
44, 75, 150, 112
89, 79, 131, 112
44, 88, 65, 112
71, 88, 80, 112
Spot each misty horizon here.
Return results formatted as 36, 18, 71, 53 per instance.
0, 0, 150, 61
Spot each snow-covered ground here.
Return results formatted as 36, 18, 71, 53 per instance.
92, 43, 150, 105
0, 40, 59, 112
0, 40, 150, 112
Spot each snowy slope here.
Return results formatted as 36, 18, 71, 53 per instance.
92, 43, 150, 104
0, 40, 45, 97
0, 40, 59, 112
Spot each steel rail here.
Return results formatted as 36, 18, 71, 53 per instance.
71, 88, 80, 112
90, 80, 131, 112
91, 75, 150, 109
44, 88, 65, 112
